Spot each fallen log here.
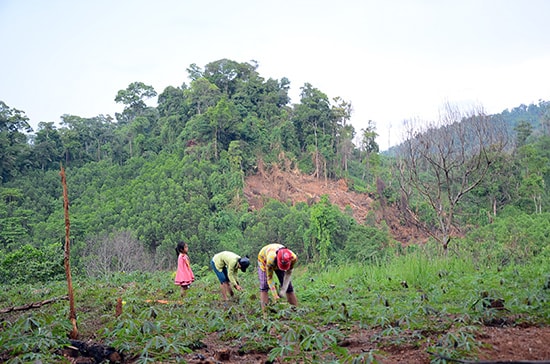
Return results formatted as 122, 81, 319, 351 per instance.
0, 296, 68, 314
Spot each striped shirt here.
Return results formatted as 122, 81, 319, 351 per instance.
258, 243, 297, 292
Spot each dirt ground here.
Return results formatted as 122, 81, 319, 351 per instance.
180, 325, 550, 363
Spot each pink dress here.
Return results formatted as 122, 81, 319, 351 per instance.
175, 253, 195, 286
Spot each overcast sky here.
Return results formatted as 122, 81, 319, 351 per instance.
1, 0, 550, 150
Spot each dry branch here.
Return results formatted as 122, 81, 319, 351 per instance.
0, 296, 68, 314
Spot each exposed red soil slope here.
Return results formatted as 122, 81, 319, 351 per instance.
244, 164, 429, 245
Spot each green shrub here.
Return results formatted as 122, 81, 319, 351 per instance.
459, 210, 550, 265
0, 243, 64, 285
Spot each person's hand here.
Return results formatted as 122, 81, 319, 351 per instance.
278, 289, 286, 298
235, 284, 243, 291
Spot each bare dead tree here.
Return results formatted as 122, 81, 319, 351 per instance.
82, 230, 155, 277
397, 103, 508, 251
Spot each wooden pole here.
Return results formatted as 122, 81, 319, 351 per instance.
60, 165, 78, 339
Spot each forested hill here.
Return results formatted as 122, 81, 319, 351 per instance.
1, 58, 549, 284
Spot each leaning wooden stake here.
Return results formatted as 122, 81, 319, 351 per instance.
61, 165, 78, 339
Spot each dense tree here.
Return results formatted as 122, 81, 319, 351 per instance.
0, 101, 32, 182
30, 122, 64, 170
114, 82, 158, 124
157, 85, 188, 118
292, 83, 334, 178
185, 77, 221, 116
0, 243, 64, 284
203, 59, 257, 97
205, 97, 241, 160
514, 120, 533, 148
359, 120, 379, 181
516, 144, 548, 213
157, 85, 190, 151
331, 97, 354, 175
307, 195, 340, 265
469, 149, 518, 222
0, 187, 31, 249
59, 114, 116, 165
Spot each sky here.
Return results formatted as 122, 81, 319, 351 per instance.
1, 0, 550, 151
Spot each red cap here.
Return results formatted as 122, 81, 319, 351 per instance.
277, 248, 292, 271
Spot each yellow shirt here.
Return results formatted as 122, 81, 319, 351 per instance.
212, 251, 241, 286
258, 243, 297, 292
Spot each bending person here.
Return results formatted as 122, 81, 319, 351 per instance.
257, 243, 298, 309
210, 251, 250, 301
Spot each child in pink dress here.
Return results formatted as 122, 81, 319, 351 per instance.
174, 241, 195, 296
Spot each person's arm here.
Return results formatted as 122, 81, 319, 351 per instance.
266, 267, 279, 299
279, 269, 292, 297
278, 254, 296, 296
227, 263, 241, 290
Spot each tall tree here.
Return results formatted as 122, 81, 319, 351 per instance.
31, 122, 64, 170
516, 143, 548, 214
59, 114, 115, 165
114, 82, 157, 124
157, 84, 188, 118
0, 101, 32, 183
514, 120, 533, 148
359, 120, 379, 181
292, 83, 334, 178
203, 59, 256, 97
205, 97, 240, 160
471, 149, 517, 221
185, 78, 221, 115
331, 97, 354, 175
114, 83, 159, 157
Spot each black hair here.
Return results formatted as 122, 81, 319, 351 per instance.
238, 255, 250, 272
175, 241, 187, 255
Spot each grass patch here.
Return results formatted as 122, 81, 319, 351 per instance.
1, 248, 548, 363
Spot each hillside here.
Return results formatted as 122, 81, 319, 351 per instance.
243, 164, 430, 245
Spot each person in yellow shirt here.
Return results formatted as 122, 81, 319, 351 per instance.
257, 243, 298, 309
210, 251, 250, 301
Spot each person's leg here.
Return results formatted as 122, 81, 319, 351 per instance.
212, 260, 230, 301
260, 291, 269, 308
180, 284, 188, 297
221, 267, 234, 297
258, 265, 269, 310
220, 283, 228, 300
286, 292, 298, 306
